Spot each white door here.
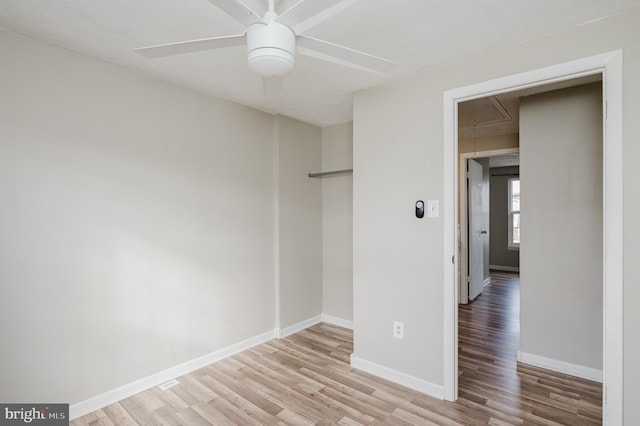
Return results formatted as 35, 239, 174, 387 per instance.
468, 159, 486, 301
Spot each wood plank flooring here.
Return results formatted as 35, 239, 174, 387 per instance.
72, 273, 601, 425
458, 272, 602, 425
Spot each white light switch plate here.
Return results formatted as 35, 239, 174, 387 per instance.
427, 200, 439, 218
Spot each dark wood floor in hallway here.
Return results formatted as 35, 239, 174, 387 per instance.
458, 272, 602, 425
72, 272, 602, 425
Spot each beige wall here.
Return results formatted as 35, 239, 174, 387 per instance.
277, 116, 323, 329
353, 81, 445, 381
353, 8, 639, 422
0, 30, 322, 405
519, 83, 602, 370
321, 123, 354, 322
459, 133, 519, 154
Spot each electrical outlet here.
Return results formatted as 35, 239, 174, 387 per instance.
393, 321, 404, 339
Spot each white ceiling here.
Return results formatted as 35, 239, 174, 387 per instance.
1, 0, 638, 127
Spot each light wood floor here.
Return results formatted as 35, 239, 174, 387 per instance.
72, 273, 601, 425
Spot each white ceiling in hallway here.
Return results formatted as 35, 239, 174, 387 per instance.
458, 73, 603, 139
0, 0, 637, 127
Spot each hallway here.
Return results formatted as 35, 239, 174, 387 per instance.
458, 272, 602, 424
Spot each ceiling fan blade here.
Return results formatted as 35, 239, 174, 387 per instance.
134, 33, 246, 58
297, 35, 395, 75
275, 0, 360, 34
262, 77, 284, 95
209, 0, 266, 24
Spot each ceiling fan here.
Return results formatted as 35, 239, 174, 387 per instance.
134, 0, 395, 89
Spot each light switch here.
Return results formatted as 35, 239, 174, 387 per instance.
427, 200, 439, 218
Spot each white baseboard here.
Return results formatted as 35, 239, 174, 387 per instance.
490, 265, 520, 272
71, 313, 350, 420
482, 277, 491, 288
69, 329, 276, 420
278, 315, 323, 338
321, 314, 354, 330
350, 355, 444, 399
517, 350, 603, 383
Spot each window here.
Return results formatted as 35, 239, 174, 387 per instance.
508, 178, 520, 249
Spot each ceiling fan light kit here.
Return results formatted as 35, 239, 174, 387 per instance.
247, 21, 296, 77
134, 0, 395, 86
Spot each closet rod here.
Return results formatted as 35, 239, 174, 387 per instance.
308, 168, 353, 178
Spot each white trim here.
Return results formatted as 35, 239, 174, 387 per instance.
274, 115, 281, 336
69, 329, 276, 420
517, 350, 603, 383
507, 177, 521, 249
602, 49, 624, 426
443, 50, 623, 425
322, 314, 354, 330
350, 355, 444, 399
489, 265, 520, 273
482, 277, 491, 288
458, 148, 519, 305
278, 315, 323, 338
443, 91, 457, 400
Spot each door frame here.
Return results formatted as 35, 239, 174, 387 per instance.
443, 50, 623, 425
458, 148, 519, 304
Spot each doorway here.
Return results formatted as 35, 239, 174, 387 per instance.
443, 51, 623, 425
459, 150, 520, 304
457, 80, 605, 423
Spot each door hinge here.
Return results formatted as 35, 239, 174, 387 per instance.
452, 255, 455, 264
466, 171, 470, 179
467, 276, 471, 283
